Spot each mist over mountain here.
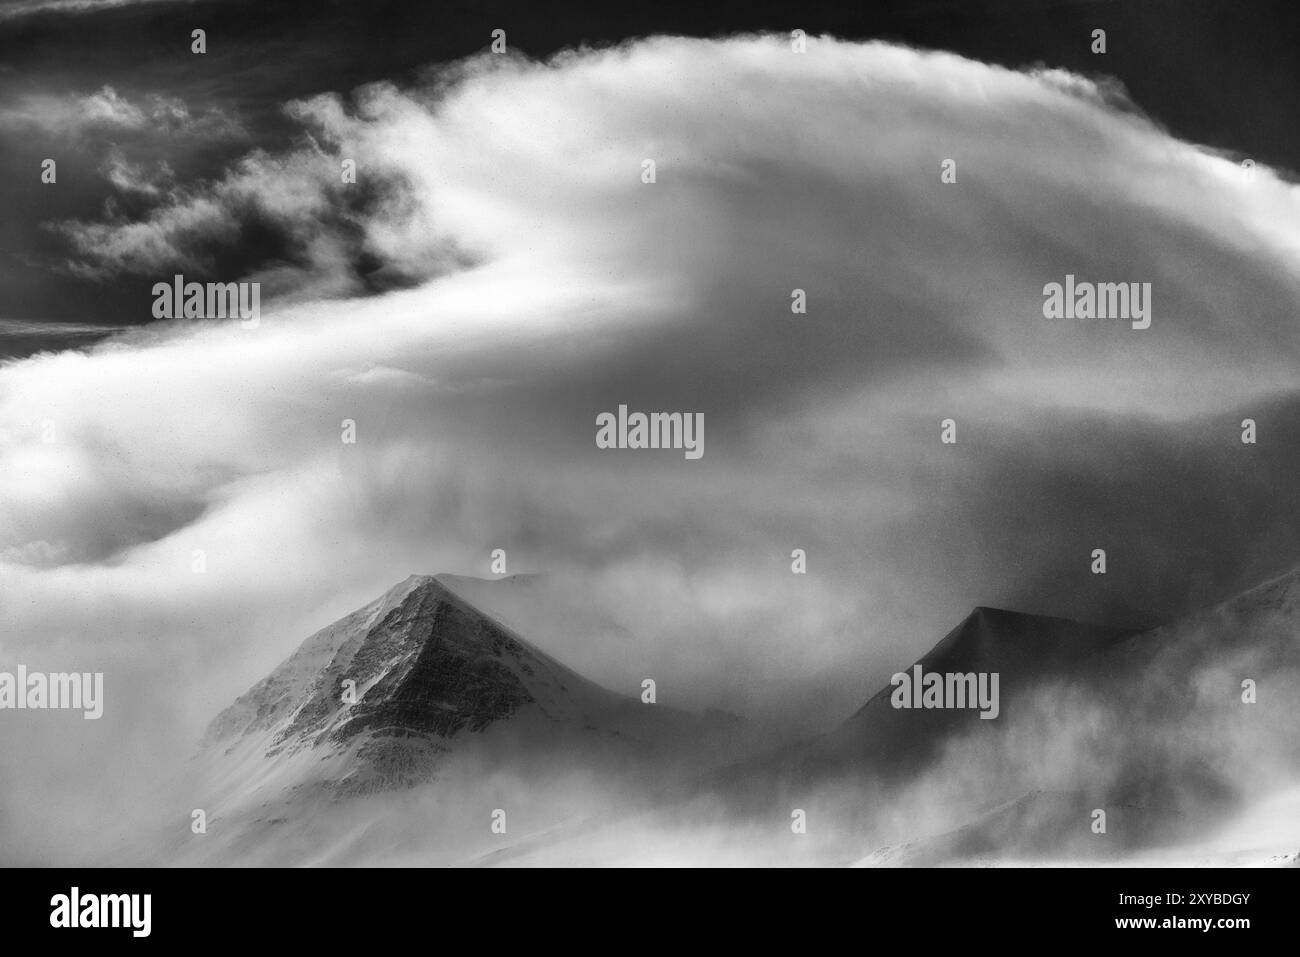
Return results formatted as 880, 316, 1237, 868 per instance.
121, 565, 1300, 867
156, 574, 748, 865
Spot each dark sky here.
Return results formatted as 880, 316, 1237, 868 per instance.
1, 0, 1297, 355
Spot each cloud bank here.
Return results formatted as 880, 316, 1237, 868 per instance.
3, 34, 1300, 860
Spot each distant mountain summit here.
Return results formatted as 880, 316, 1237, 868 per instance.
209, 575, 618, 748
829, 606, 1138, 772
709, 606, 1139, 797
203, 574, 719, 803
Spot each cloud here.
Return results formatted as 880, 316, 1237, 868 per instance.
0, 0, 196, 22
100, 147, 175, 199
54, 143, 437, 291
3, 34, 1300, 860
78, 85, 146, 127
50, 88, 463, 291
0, 319, 119, 338
0, 85, 243, 141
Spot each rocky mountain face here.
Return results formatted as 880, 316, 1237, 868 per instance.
198, 573, 738, 811
207, 575, 623, 776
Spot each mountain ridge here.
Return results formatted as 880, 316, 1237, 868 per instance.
197, 571, 746, 826
175, 563, 1300, 865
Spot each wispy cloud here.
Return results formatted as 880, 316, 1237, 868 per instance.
0, 84, 243, 138
0, 0, 198, 22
